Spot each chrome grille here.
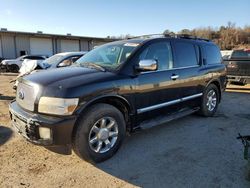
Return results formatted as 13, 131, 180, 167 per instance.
16, 82, 36, 111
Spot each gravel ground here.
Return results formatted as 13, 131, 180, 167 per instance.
0, 74, 250, 188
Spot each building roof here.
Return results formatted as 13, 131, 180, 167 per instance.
0, 29, 114, 42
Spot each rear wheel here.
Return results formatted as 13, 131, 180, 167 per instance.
199, 84, 219, 117
72, 103, 126, 163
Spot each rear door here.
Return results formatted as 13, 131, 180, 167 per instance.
172, 40, 204, 106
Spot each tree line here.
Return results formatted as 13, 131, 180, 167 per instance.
108, 22, 250, 50
174, 22, 250, 50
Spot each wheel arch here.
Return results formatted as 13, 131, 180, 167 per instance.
75, 95, 133, 131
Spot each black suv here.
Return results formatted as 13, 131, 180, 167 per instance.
9, 35, 226, 163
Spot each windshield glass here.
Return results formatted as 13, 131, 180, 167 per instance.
44, 54, 65, 64
76, 42, 139, 71
16, 55, 26, 60
231, 50, 249, 58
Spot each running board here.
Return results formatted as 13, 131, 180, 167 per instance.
139, 107, 200, 130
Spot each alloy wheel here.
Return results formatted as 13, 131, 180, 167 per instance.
88, 117, 118, 153
206, 90, 217, 111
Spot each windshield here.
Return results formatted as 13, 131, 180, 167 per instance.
76, 42, 139, 71
231, 50, 249, 58
16, 55, 26, 60
44, 54, 65, 64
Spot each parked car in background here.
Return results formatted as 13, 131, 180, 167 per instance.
1, 55, 47, 72
0, 57, 5, 72
12, 51, 88, 90
0, 57, 4, 63
44, 51, 87, 69
223, 49, 250, 85
221, 50, 233, 60
9, 35, 226, 163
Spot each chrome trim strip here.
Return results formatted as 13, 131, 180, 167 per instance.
141, 65, 200, 74
182, 93, 203, 101
137, 93, 203, 114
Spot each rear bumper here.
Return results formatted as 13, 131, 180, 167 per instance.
9, 101, 77, 146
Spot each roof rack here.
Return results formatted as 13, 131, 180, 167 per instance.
126, 34, 165, 39
175, 34, 211, 42
127, 33, 210, 42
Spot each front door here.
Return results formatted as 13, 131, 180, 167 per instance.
134, 40, 182, 120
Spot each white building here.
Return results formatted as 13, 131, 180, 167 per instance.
0, 29, 114, 59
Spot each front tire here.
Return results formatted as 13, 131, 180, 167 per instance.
8, 64, 19, 73
199, 84, 219, 117
72, 103, 126, 163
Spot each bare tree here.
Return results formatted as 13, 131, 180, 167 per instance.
164, 22, 250, 50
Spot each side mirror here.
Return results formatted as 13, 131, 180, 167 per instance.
137, 59, 158, 72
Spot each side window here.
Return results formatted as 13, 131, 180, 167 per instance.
204, 45, 222, 64
174, 42, 198, 68
26, 56, 43, 60
139, 42, 173, 70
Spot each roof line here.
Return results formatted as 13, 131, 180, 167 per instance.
0, 29, 115, 41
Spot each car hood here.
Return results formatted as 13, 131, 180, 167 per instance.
23, 66, 115, 88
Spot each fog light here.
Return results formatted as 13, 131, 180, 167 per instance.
39, 127, 51, 140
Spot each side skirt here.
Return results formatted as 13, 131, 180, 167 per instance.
136, 107, 200, 130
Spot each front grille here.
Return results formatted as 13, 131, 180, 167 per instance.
16, 82, 36, 111
227, 68, 250, 76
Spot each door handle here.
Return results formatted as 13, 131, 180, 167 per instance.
171, 74, 179, 80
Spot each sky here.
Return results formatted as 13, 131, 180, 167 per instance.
0, 0, 249, 38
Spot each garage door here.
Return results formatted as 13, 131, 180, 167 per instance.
0, 37, 2, 57
61, 40, 79, 52
30, 38, 53, 56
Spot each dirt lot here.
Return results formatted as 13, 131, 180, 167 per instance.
1, 74, 250, 188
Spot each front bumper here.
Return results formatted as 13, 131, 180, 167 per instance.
9, 101, 77, 146
227, 75, 250, 82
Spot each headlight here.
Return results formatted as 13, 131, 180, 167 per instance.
1, 61, 6, 65
38, 97, 79, 115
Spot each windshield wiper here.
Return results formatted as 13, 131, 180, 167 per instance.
81, 62, 106, 72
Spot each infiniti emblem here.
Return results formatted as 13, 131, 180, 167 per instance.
18, 90, 25, 100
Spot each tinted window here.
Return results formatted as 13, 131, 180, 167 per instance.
24, 56, 45, 60
204, 45, 221, 64
174, 42, 198, 68
139, 42, 173, 70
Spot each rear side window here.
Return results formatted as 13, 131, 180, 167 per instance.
174, 42, 198, 68
204, 45, 221, 64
